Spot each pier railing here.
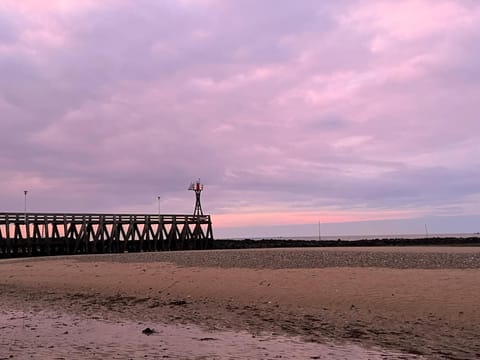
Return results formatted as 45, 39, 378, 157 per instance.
0, 212, 214, 258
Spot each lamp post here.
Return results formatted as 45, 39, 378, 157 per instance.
24, 190, 28, 214
157, 195, 161, 250
24, 190, 28, 242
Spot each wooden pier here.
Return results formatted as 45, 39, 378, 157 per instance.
0, 212, 214, 258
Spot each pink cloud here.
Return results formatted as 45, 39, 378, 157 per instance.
341, 0, 476, 52
1, 1, 480, 236
214, 208, 429, 229
0, 0, 99, 14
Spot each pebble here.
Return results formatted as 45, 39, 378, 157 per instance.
67, 248, 480, 270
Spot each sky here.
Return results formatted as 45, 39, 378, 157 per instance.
1, 0, 479, 238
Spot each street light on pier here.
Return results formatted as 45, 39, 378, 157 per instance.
24, 190, 28, 214
24, 190, 28, 240
157, 196, 162, 245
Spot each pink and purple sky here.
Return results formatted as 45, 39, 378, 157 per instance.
1, 1, 479, 238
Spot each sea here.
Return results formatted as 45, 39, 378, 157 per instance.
224, 232, 480, 241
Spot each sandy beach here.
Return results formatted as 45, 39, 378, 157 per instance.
1, 247, 480, 359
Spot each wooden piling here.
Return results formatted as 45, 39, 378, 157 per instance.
0, 212, 214, 258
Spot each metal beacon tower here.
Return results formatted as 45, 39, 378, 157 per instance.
0, 180, 214, 258
189, 179, 204, 216
187, 179, 214, 249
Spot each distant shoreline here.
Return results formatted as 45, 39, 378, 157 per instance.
214, 236, 480, 249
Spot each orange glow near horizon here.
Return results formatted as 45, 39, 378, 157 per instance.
212, 208, 428, 228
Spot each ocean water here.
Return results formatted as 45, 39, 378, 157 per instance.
227, 233, 479, 241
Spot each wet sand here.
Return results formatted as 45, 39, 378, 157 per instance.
1, 247, 480, 359
0, 308, 422, 359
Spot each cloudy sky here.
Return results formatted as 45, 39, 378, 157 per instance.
1, 0, 479, 238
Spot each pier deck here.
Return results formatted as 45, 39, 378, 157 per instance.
0, 212, 213, 257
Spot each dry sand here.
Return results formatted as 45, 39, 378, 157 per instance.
1, 247, 480, 359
